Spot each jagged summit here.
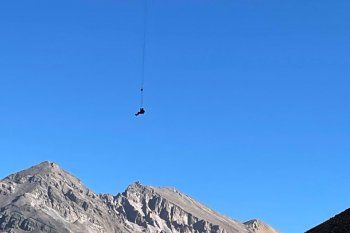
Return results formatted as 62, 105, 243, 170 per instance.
244, 219, 279, 233
0, 161, 279, 233
125, 181, 145, 191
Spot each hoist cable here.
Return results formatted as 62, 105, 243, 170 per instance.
140, 0, 148, 108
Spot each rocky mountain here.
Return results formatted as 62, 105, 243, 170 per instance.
0, 161, 279, 233
306, 208, 350, 233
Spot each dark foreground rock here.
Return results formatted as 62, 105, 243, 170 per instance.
306, 209, 350, 233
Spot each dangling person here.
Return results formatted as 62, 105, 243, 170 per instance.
135, 108, 145, 116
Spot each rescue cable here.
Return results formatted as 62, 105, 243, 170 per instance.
135, 0, 148, 117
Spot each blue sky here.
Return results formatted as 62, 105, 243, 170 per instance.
1, 0, 349, 232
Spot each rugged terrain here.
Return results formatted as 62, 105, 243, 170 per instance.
0, 161, 279, 233
306, 208, 350, 233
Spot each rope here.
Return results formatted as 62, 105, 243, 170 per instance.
140, 0, 148, 108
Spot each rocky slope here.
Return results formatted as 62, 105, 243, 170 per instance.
0, 161, 279, 233
306, 208, 350, 233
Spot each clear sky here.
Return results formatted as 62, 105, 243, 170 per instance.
0, 0, 349, 232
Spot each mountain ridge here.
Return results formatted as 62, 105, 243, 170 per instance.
0, 161, 279, 233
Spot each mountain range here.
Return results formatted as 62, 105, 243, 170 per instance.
0, 161, 279, 233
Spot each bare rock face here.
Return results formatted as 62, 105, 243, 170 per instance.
113, 182, 250, 233
306, 209, 350, 233
0, 162, 279, 233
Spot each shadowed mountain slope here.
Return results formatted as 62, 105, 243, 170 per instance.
306, 208, 350, 233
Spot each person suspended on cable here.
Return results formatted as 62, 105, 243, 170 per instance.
135, 108, 145, 116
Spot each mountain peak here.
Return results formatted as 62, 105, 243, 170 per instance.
36, 161, 59, 169
244, 219, 279, 233
5, 161, 61, 179
29, 161, 61, 173
2, 161, 85, 199
127, 181, 144, 189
